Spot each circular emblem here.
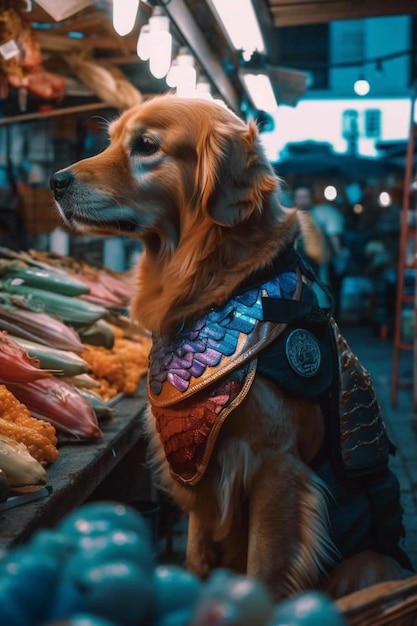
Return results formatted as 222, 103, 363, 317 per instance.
285, 329, 321, 378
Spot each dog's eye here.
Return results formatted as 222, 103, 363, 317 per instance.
131, 134, 159, 156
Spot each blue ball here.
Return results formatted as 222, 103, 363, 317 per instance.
267, 591, 348, 626
52, 559, 155, 626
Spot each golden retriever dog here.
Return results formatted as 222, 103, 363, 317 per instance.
50, 94, 413, 600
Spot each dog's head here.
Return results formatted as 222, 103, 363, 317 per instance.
51, 95, 300, 332
51, 95, 285, 253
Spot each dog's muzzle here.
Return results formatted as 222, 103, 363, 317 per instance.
49, 169, 143, 234
50, 170, 74, 202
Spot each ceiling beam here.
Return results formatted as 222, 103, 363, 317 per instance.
161, 0, 241, 113
269, 0, 417, 26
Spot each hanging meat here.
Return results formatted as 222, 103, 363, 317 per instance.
0, 3, 66, 100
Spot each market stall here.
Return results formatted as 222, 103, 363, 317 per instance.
0, 246, 156, 544
0, 385, 152, 549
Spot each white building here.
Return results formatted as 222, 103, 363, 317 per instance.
261, 15, 415, 161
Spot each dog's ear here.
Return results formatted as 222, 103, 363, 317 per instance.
196, 119, 277, 226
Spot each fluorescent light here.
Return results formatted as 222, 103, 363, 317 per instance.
148, 8, 172, 79
137, 24, 150, 60
149, 29, 172, 79
195, 77, 212, 100
113, 0, 139, 36
167, 48, 197, 98
166, 60, 180, 88
240, 72, 278, 112
175, 49, 197, 98
208, 0, 265, 57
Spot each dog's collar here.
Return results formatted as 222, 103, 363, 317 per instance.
233, 246, 299, 296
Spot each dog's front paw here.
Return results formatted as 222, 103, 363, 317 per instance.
187, 546, 221, 580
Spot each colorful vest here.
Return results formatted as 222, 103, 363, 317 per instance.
148, 261, 391, 486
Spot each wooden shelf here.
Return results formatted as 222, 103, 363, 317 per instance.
0, 101, 110, 126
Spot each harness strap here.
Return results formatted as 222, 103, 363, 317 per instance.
262, 296, 328, 325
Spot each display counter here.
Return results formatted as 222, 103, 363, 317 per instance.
0, 382, 153, 549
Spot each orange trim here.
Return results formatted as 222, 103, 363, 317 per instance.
171, 359, 258, 486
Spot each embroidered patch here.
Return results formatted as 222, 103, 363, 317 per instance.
285, 328, 321, 377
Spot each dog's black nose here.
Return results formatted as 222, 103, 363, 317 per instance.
50, 170, 74, 200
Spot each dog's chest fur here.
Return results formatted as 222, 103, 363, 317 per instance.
148, 254, 391, 486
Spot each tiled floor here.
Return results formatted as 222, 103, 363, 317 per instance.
157, 324, 417, 570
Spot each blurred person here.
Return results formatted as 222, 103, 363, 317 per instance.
293, 183, 348, 314
364, 239, 397, 337
292, 183, 325, 273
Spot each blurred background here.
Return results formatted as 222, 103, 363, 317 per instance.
0, 0, 416, 341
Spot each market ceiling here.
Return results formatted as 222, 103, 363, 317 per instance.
265, 0, 417, 26
4, 0, 417, 120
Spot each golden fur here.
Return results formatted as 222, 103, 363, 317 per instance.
51, 94, 408, 600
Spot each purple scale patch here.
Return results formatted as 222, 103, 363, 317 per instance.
189, 360, 206, 377
193, 347, 222, 367
192, 316, 207, 332
170, 353, 193, 369
151, 370, 167, 383
167, 371, 190, 392
170, 367, 191, 381
150, 380, 162, 394
182, 339, 207, 353
162, 351, 175, 368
